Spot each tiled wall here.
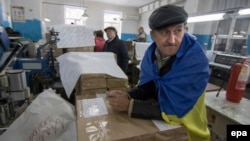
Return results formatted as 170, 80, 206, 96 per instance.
12, 19, 42, 42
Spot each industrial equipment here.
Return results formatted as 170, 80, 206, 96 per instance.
0, 42, 28, 128
209, 52, 250, 98
0, 27, 60, 128
12, 28, 60, 94
209, 53, 247, 80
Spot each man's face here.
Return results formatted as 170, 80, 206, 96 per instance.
150, 23, 185, 58
138, 28, 143, 33
105, 29, 116, 39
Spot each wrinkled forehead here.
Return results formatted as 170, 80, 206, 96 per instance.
154, 23, 185, 31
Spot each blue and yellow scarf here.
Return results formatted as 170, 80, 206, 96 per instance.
139, 33, 210, 140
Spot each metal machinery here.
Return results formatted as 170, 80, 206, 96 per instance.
13, 28, 60, 94
208, 33, 249, 86
0, 27, 60, 129
209, 52, 248, 87
0, 41, 27, 129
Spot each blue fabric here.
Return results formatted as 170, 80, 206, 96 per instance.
139, 33, 209, 118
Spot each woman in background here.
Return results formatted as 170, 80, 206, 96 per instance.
94, 30, 105, 52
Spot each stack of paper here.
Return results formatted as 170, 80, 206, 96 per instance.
57, 52, 128, 97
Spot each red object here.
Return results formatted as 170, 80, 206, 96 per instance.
94, 37, 105, 52
226, 61, 249, 103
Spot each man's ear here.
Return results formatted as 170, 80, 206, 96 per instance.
150, 30, 155, 41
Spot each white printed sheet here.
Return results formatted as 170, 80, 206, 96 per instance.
82, 98, 108, 118
53, 25, 95, 48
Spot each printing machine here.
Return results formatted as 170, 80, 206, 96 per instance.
12, 28, 60, 94
0, 27, 59, 127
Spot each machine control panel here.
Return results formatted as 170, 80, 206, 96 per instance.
209, 53, 248, 81
214, 53, 246, 67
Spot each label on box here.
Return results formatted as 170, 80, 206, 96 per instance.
82, 98, 108, 118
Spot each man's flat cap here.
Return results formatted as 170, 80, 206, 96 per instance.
104, 26, 117, 32
149, 5, 188, 29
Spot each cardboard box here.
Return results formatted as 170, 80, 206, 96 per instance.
75, 74, 107, 94
106, 75, 128, 90
67, 46, 94, 52
38, 44, 64, 58
106, 78, 128, 88
40, 46, 94, 58
76, 94, 187, 141
76, 88, 107, 96
108, 87, 130, 92
78, 77, 107, 90
75, 74, 107, 95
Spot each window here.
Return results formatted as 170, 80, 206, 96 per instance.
232, 18, 250, 38
217, 19, 232, 37
64, 6, 85, 25
229, 39, 246, 53
214, 16, 250, 56
214, 19, 232, 52
104, 11, 122, 38
214, 38, 227, 51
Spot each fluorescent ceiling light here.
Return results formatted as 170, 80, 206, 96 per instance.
187, 13, 225, 23
238, 8, 250, 15
44, 18, 51, 22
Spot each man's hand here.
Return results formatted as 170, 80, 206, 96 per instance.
106, 90, 130, 112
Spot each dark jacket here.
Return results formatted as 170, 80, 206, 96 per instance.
103, 36, 128, 72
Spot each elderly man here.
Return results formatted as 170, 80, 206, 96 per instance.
103, 26, 128, 73
106, 5, 210, 141
133, 26, 147, 42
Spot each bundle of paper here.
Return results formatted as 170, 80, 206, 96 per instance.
106, 74, 129, 90
75, 74, 129, 95
75, 73, 107, 95
67, 46, 94, 52
57, 52, 129, 98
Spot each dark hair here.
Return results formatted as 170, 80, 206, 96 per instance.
94, 30, 104, 38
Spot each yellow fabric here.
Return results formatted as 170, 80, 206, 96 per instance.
162, 92, 210, 141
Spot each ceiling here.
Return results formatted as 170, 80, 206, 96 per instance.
85, 0, 157, 7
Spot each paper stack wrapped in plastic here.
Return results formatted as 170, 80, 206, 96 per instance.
57, 52, 129, 97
